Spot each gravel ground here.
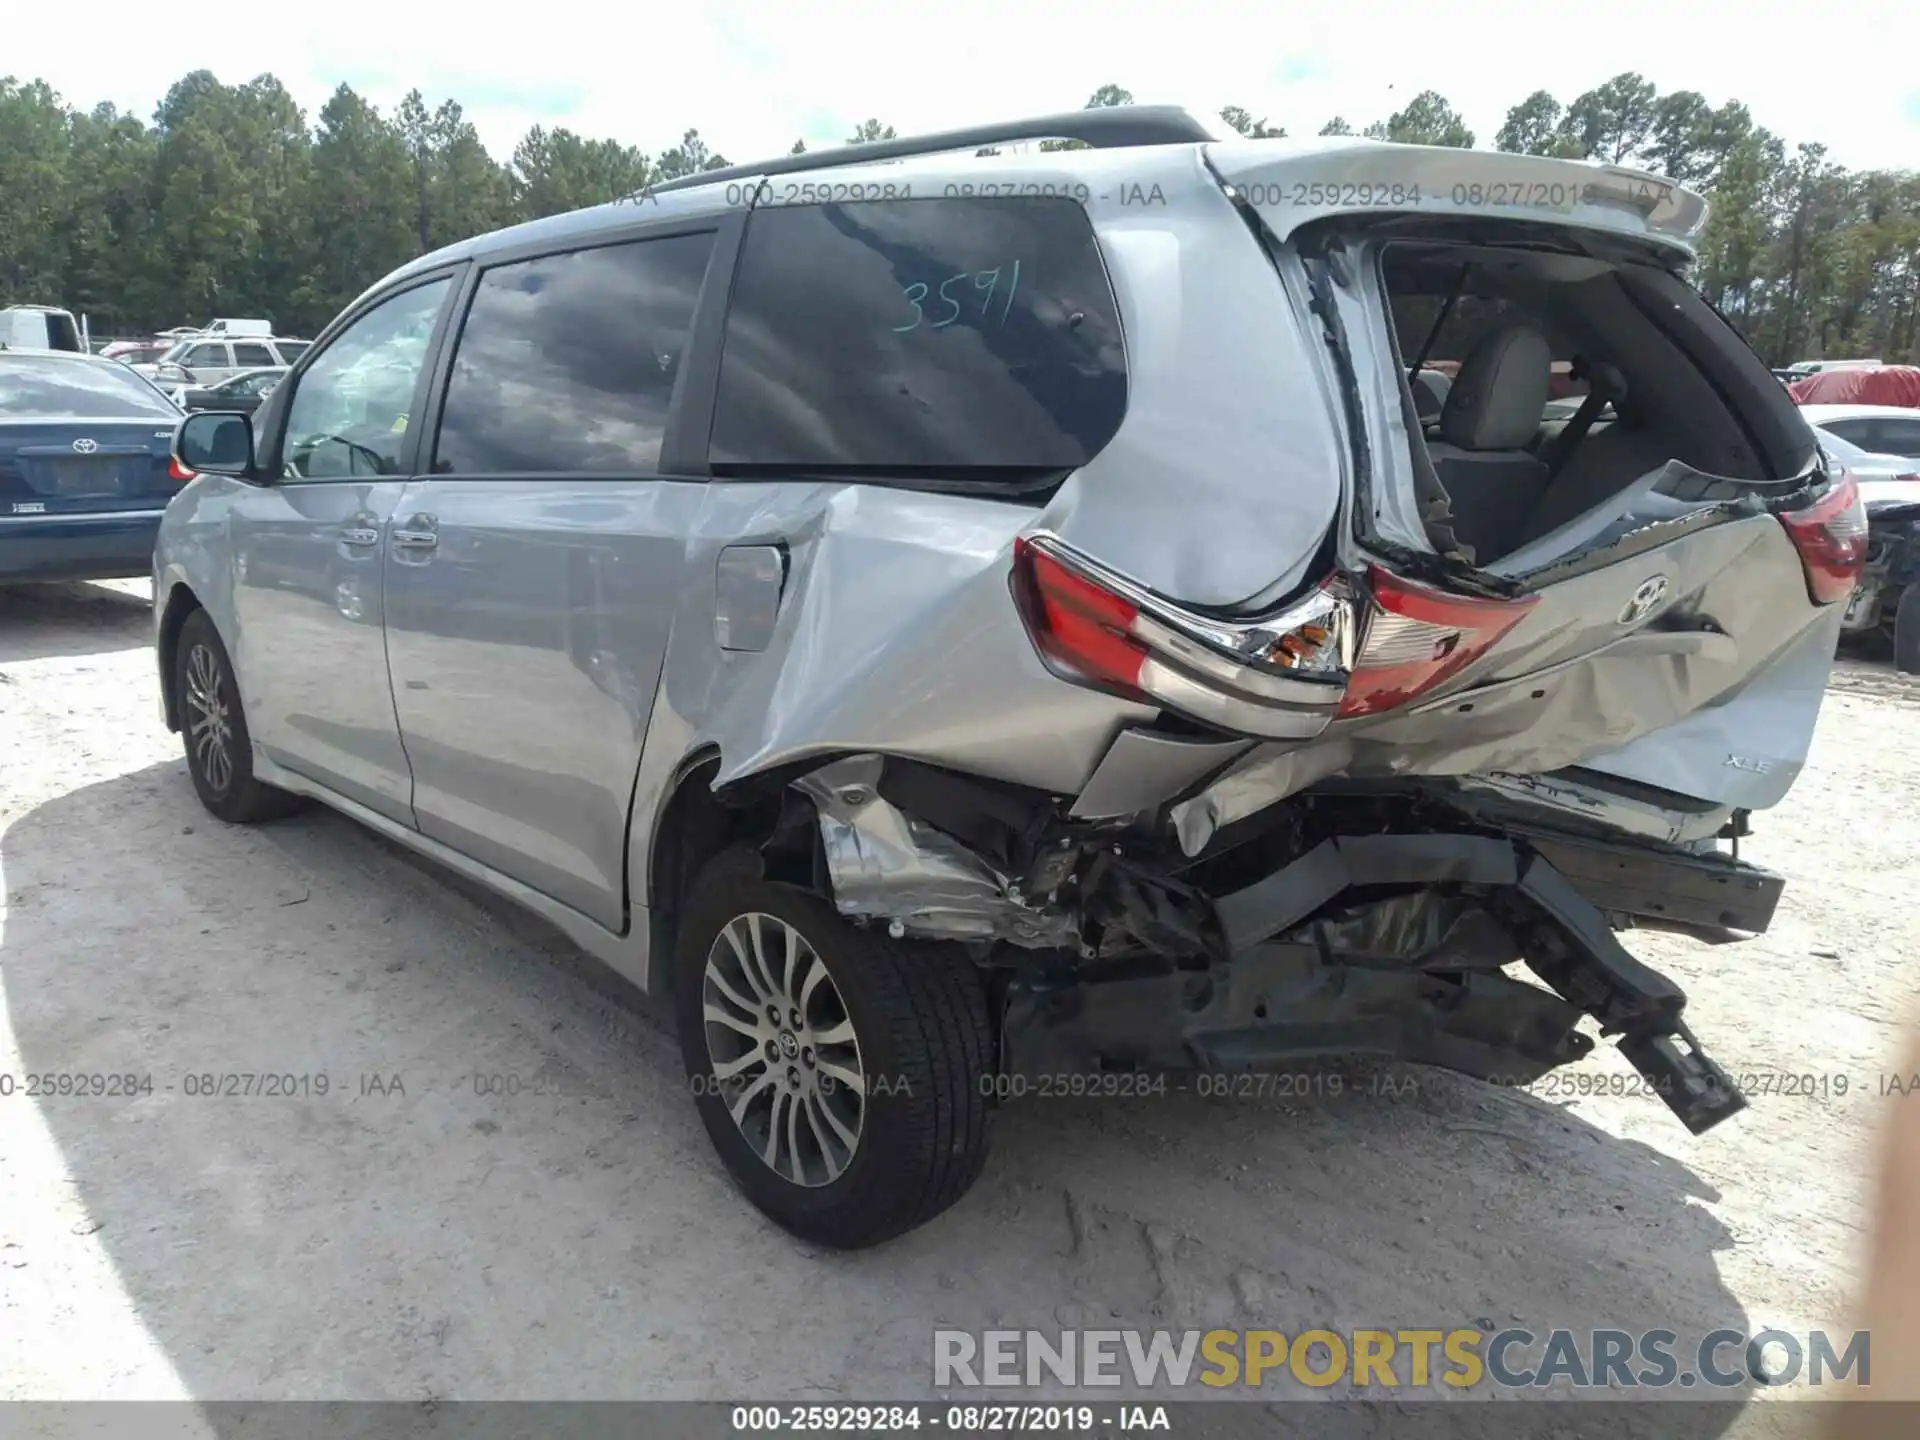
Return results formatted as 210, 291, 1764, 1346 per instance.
3, 578, 1917, 1435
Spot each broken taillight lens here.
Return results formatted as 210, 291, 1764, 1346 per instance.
1336, 567, 1536, 720
1010, 535, 1352, 738
1778, 470, 1868, 605
1012, 537, 1150, 697
1012, 539, 1540, 736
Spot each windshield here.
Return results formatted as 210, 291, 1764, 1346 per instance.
0, 354, 182, 418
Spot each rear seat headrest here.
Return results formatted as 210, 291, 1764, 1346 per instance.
1439, 327, 1553, 451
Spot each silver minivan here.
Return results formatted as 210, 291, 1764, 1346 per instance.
154, 108, 1864, 1248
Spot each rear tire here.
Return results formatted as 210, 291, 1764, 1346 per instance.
1896, 585, 1920, 675
175, 608, 307, 824
673, 846, 993, 1249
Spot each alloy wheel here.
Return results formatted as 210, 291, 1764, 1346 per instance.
184, 641, 234, 794
702, 912, 865, 1188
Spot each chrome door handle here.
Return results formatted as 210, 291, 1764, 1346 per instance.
340, 526, 380, 547
391, 515, 438, 551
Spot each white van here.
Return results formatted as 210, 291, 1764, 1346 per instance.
0, 305, 85, 352
1793, 358, 1884, 374
201, 318, 274, 338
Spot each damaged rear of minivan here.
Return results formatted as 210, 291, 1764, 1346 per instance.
663, 130, 1861, 1248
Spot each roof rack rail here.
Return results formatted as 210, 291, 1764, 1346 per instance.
643, 105, 1215, 198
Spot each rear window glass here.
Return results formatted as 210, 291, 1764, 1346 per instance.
433, 231, 717, 475
0, 355, 180, 418
709, 197, 1127, 477
232, 342, 276, 367
276, 340, 311, 361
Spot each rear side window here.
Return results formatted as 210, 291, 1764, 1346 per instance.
709, 197, 1126, 478
433, 232, 717, 475
184, 342, 228, 367
276, 341, 311, 362
1872, 417, 1920, 458
232, 342, 276, 367
1820, 419, 1876, 448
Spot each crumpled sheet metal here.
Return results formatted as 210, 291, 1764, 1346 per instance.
654, 482, 1158, 802
792, 755, 1080, 948
1169, 738, 1353, 856
1345, 512, 1830, 780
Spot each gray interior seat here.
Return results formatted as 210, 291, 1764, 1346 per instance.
1517, 423, 1684, 546
1423, 326, 1553, 562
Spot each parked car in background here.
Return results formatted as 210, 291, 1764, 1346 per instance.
1813, 428, 1920, 671
1793, 358, 1884, 374
1789, 367, 1920, 408
177, 367, 285, 416
1, 305, 85, 353
1800, 403, 1920, 462
0, 348, 188, 583
100, 340, 173, 366
198, 317, 275, 338
132, 334, 311, 390
155, 108, 1862, 1248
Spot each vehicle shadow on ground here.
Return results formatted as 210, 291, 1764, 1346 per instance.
0, 581, 151, 664
1, 761, 1760, 1432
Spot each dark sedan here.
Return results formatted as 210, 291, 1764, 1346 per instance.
178, 366, 286, 415
1, 348, 190, 583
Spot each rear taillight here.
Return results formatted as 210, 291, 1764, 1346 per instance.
1778, 470, 1867, 605
1010, 535, 1352, 739
1337, 567, 1536, 719
167, 455, 197, 482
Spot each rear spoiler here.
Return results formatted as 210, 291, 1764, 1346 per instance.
1205, 139, 1708, 257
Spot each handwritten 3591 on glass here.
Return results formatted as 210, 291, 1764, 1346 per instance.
892, 262, 1022, 334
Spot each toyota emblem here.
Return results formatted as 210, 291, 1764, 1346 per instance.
71, 438, 98, 454
1619, 575, 1671, 625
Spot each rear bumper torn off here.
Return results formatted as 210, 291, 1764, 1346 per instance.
788, 754, 1754, 1136
1006, 828, 1752, 1136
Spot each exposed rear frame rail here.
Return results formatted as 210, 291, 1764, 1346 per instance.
1210, 832, 1748, 1134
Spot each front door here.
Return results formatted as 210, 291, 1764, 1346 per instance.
227, 272, 458, 824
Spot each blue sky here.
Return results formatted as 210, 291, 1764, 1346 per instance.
11, 0, 1920, 173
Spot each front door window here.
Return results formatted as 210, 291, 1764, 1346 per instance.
278, 279, 451, 482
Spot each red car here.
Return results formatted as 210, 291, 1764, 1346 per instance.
1788, 365, 1920, 407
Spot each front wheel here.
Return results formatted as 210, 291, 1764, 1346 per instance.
673, 847, 994, 1248
175, 608, 307, 824
1895, 585, 1920, 675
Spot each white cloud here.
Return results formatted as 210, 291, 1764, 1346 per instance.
12, 0, 1920, 172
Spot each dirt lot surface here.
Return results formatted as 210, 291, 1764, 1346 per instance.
3, 579, 1918, 1435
